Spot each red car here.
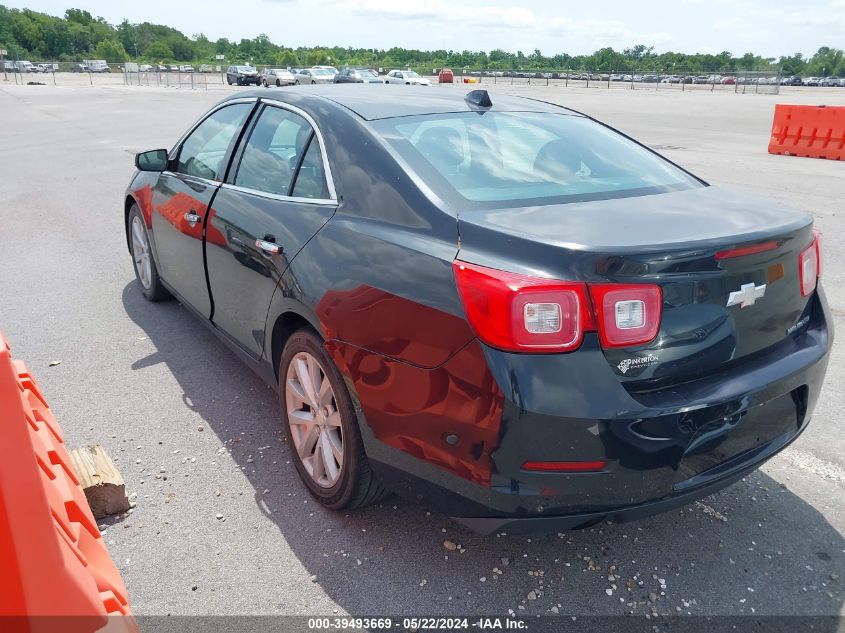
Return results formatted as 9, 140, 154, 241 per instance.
438, 68, 454, 84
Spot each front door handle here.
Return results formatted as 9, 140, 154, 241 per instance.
255, 239, 283, 255
184, 210, 201, 227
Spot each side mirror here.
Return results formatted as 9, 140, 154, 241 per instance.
135, 149, 168, 172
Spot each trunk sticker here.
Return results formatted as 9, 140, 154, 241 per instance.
786, 315, 810, 336
617, 353, 659, 374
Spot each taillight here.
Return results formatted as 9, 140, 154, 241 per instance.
452, 261, 593, 353
589, 284, 663, 348
799, 232, 821, 297
452, 261, 662, 353
814, 229, 823, 279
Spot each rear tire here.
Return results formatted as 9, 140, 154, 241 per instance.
279, 329, 386, 510
127, 205, 171, 302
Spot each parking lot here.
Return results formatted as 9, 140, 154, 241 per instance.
0, 80, 843, 620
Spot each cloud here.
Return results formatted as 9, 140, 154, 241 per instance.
547, 17, 672, 48
339, 0, 535, 29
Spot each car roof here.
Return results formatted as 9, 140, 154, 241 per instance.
222, 85, 578, 121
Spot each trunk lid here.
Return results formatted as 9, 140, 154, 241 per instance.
456, 187, 815, 386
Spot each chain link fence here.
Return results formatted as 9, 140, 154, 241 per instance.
7, 59, 845, 95
422, 68, 784, 94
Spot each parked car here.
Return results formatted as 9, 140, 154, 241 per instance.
294, 68, 335, 84
13, 61, 36, 73
138, 64, 153, 72
156, 64, 168, 72
227, 65, 260, 86
179, 65, 194, 73
438, 68, 454, 83
693, 75, 709, 84
84, 59, 111, 73
334, 67, 381, 84
819, 77, 840, 87
125, 86, 831, 534
2, 61, 15, 73
803, 77, 820, 86
384, 70, 431, 85
312, 65, 338, 75
70, 63, 89, 73
261, 68, 296, 87
781, 75, 803, 86
721, 76, 736, 85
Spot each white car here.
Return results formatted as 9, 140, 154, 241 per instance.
294, 68, 335, 84
312, 65, 338, 76
383, 70, 431, 85
261, 68, 296, 87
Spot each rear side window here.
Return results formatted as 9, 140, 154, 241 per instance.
176, 103, 252, 180
234, 105, 330, 199
291, 140, 329, 199
374, 112, 701, 210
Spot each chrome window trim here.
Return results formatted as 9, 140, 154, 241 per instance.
239, 98, 338, 201
219, 182, 337, 207
168, 97, 260, 162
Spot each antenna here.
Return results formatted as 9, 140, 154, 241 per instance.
464, 89, 492, 109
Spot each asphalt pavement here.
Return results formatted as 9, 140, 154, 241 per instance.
0, 80, 843, 620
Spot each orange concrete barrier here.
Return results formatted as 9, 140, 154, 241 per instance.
0, 332, 138, 633
768, 104, 845, 160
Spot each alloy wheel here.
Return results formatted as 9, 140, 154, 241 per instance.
285, 351, 343, 488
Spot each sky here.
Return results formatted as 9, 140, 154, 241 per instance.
6, 0, 845, 58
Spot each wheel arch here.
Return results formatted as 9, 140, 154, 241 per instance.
124, 194, 136, 253
268, 308, 322, 381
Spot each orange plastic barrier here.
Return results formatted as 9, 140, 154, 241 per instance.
768, 104, 845, 160
0, 332, 138, 633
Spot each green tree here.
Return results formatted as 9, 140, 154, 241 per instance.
95, 39, 127, 61
144, 40, 174, 62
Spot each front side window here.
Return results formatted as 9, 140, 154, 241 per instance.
176, 103, 252, 180
374, 112, 701, 210
234, 105, 329, 199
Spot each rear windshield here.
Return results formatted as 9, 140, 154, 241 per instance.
373, 112, 702, 209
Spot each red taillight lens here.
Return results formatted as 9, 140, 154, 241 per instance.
452, 261, 593, 353
589, 284, 662, 348
453, 261, 663, 353
814, 229, 823, 279
799, 234, 820, 297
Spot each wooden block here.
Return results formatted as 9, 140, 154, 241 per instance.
69, 444, 130, 518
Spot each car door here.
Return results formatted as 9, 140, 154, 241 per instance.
205, 102, 337, 357
150, 100, 255, 316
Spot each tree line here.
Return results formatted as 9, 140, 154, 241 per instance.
1, 4, 843, 76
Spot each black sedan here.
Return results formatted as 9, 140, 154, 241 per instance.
124, 86, 831, 533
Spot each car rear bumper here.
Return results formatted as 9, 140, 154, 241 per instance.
356, 289, 831, 533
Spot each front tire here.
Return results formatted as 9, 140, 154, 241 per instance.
128, 205, 171, 302
279, 329, 385, 510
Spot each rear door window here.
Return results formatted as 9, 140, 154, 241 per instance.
233, 105, 328, 198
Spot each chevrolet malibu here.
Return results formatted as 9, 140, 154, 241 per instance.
124, 86, 831, 533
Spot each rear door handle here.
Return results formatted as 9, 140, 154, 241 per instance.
184, 210, 201, 227
255, 239, 283, 255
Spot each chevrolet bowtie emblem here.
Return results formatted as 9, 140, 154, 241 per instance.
726, 282, 766, 308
